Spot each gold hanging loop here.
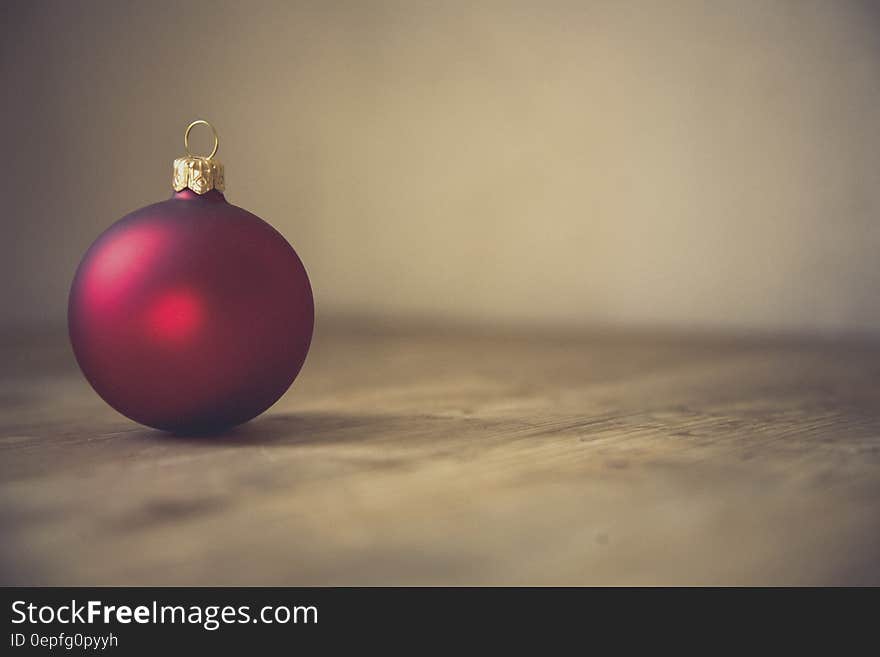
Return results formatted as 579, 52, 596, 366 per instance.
184, 119, 220, 160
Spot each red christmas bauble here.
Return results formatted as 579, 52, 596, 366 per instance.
68, 188, 314, 433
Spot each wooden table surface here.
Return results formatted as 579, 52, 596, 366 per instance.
1, 322, 879, 585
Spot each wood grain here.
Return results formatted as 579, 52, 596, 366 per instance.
1, 323, 879, 585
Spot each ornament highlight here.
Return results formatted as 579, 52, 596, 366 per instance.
68, 120, 314, 433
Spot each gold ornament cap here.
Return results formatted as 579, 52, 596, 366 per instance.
172, 119, 226, 194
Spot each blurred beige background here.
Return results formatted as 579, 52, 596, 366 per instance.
2, 0, 879, 335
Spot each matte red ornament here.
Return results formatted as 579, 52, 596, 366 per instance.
68, 121, 313, 433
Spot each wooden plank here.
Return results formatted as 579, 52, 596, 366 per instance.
1, 324, 879, 585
